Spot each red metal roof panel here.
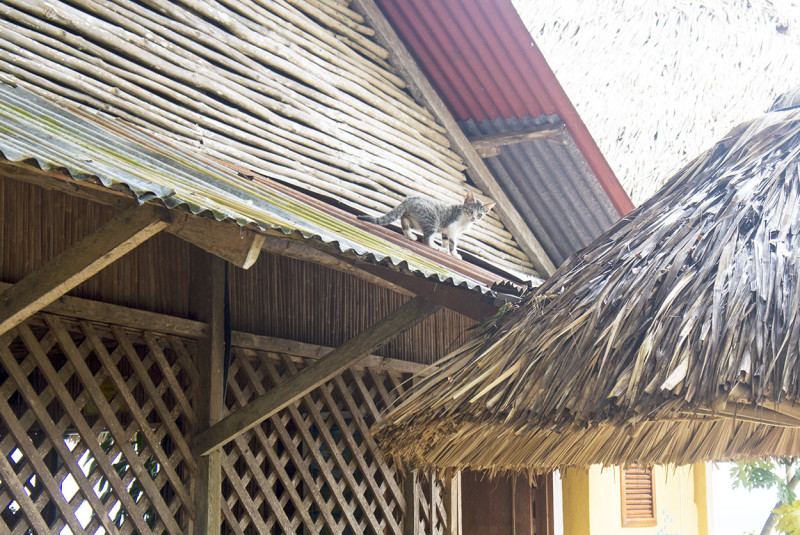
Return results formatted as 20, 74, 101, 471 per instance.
377, 0, 634, 215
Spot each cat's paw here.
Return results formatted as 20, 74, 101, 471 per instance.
450, 251, 462, 260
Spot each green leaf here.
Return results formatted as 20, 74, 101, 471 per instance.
775, 500, 800, 534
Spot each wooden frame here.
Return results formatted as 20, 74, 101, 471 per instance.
620, 465, 657, 528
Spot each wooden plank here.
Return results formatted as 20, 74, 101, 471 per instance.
0, 203, 169, 336
351, 0, 557, 277
192, 296, 439, 456
170, 211, 264, 269
231, 331, 433, 375
3, 162, 261, 269
444, 472, 462, 535
469, 123, 566, 158
0, 282, 208, 339
404, 470, 420, 535
260, 234, 413, 295
190, 252, 226, 535
534, 473, 555, 535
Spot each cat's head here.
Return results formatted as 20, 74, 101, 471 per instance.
462, 192, 496, 223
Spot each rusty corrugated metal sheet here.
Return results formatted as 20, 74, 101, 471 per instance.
0, 83, 517, 295
377, 0, 635, 220
460, 116, 618, 265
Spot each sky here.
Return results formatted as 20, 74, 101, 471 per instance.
709, 463, 778, 535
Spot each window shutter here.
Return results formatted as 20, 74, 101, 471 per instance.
620, 465, 656, 527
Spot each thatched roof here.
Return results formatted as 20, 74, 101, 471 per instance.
373, 90, 800, 473
514, 0, 800, 205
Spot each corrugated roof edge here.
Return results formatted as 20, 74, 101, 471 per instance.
0, 83, 524, 297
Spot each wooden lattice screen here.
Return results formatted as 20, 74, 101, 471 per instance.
221, 347, 415, 535
0, 310, 448, 534
0, 313, 197, 534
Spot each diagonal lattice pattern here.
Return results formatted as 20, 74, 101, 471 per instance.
221, 347, 438, 535
0, 314, 197, 534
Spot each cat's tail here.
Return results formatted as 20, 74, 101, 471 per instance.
357, 202, 406, 226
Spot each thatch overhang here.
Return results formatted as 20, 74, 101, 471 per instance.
374, 89, 800, 473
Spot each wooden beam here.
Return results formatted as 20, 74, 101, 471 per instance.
261, 234, 501, 321
231, 331, 433, 375
190, 251, 226, 535
0, 204, 169, 336
469, 123, 566, 158
260, 234, 413, 295
170, 211, 264, 269
351, 0, 557, 277
192, 296, 440, 456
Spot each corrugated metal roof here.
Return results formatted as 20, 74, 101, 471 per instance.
0, 82, 516, 295
460, 116, 619, 265
377, 0, 634, 223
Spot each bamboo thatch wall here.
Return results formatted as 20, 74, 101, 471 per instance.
0, 0, 536, 277
515, 0, 800, 205
0, 176, 192, 317
1, 175, 474, 364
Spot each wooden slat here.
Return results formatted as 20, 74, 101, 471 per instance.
224, 354, 320, 531
403, 469, 420, 535
0, 204, 169, 335
259, 358, 363, 530
469, 123, 566, 158
80, 322, 194, 513
620, 465, 656, 527
192, 296, 439, 456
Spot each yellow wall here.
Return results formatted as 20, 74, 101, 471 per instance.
562, 463, 708, 535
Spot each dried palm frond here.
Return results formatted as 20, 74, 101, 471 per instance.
374, 91, 800, 473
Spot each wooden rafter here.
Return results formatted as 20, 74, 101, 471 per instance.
469, 122, 567, 158
192, 296, 441, 456
352, 0, 557, 276
0, 204, 169, 336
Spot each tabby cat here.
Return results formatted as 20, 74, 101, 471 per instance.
357, 192, 495, 259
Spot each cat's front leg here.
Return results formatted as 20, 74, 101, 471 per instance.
447, 235, 462, 259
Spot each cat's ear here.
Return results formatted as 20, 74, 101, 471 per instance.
464, 191, 474, 202
483, 202, 496, 212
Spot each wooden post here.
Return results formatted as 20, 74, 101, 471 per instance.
535, 473, 555, 535
0, 204, 169, 335
190, 250, 227, 535
404, 469, 420, 535
192, 296, 440, 456
444, 471, 462, 535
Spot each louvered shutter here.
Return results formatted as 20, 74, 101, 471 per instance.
620, 465, 657, 527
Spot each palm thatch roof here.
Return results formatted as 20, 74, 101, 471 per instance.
373, 89, 800, 473
513, 0, 800, 205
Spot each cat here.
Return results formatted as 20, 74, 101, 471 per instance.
357, 192, 495, 259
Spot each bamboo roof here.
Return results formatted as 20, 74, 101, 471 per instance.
374, 90, 800, 473
0, 0, 538, 278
